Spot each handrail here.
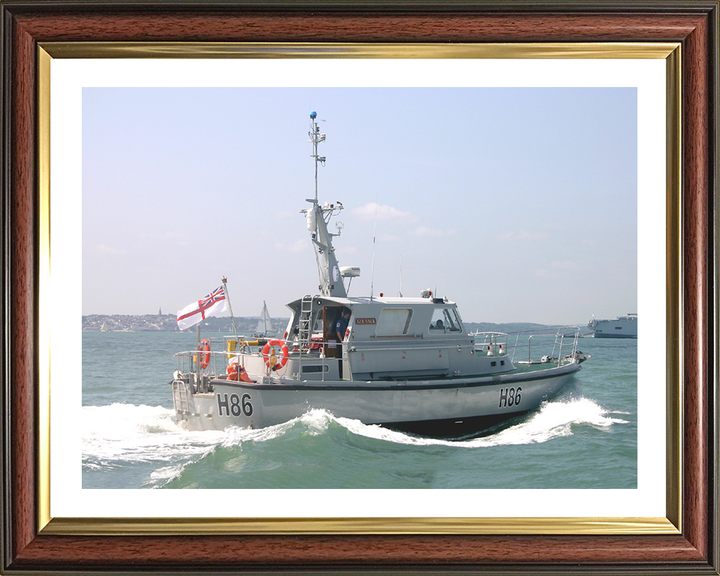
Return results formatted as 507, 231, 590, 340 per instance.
473, 326, 581, 366
347, 343, 474, 354
175, 325, 583, 381
370, 334, 424, 339
175, 336, 346, 380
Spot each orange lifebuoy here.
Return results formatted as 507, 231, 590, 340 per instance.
262, 339, 289, 371
200, 339, 211, 369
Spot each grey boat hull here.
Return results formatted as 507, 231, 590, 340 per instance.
172, 361, 580, 436
592, 333, 637, 339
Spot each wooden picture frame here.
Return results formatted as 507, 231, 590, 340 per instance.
1, 1, 717, 573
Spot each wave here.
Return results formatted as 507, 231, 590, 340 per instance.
81, 403, 335, 487
329, 397, 629, 448
82, 404, 225, 485
82, 397, 629, 488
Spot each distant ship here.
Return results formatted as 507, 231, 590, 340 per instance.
588, 314, 637, 338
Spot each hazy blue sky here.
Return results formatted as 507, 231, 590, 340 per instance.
82, 87, 637, 325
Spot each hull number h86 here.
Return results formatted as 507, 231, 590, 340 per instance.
217, 393, 253, 417
499, 387, 522, 409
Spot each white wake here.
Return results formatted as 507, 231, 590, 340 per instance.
82, 397, 629, 486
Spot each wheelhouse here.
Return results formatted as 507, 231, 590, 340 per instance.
276, 294, 514, 382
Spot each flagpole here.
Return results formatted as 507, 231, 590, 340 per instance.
222, 276, 240, 345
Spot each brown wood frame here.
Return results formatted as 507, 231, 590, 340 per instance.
1, 1, 717, 573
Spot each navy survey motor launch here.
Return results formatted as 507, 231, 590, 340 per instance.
170, 112, 586, 437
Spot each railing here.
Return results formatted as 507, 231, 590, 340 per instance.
471, 327, 581, 368
174, 344, 239, 377
174, 334, 348, 383
471, 332, 509, 357
175, 325, 583, 388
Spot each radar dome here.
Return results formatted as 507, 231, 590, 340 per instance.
340, 266, 361, 278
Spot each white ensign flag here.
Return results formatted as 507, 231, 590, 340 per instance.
176, 286, 227, 330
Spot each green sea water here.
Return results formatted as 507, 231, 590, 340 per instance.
82, 331, 636, 489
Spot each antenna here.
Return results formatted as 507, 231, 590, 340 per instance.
398, 255, 403, 297
370, 201, 378, 301
308, 111, 326, 204
221, 276, 240, 345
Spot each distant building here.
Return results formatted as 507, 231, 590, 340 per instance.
159, 307, 162, 315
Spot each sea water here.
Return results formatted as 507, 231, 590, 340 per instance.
82, 331, 636, 489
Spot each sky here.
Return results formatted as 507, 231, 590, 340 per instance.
82, 87, 637, 325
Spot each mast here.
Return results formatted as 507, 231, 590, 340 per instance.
309, 111, 324, 204
303, 111, 347, 298
222, 276, 240, 344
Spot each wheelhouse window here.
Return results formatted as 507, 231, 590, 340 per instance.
376, 309, 413, 336
429, 307, 463, 332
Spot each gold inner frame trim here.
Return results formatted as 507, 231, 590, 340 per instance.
41, 41, 678, 59
37, 42, 682, 536
43, 516, 678, 536
38, 46, 52, 532
664, 45, 682, 533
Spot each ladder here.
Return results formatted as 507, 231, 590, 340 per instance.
172, 380, 190, 414
298, 295, 314, 352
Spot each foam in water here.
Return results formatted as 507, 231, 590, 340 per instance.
147, 464, 186, 485
83, 397, 629, 487
82, 403, 322, 486
334, 397, 629, 448
83, 404, 219, 461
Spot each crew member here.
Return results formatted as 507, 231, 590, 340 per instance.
334, 309, 351, 379
336, 309, 351, 341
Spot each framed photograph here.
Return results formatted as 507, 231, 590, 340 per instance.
60, 57, 659, 515
2, 1, 717, 574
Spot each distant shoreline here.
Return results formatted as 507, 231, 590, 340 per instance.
83, 314, 287, 333
83, 314, 587, 335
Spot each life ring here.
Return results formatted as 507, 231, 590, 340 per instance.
262, 339, 289, 371
200, 339, 211, 369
